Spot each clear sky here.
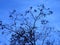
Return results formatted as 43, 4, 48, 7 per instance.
0, 0, 60, 29
0, 0, 60, 45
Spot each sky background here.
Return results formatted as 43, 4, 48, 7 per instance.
0, 0, 60, 29
0, 0, 60, 45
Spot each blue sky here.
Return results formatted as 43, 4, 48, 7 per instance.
0, 0, 60, 45
0, 0, 60, 29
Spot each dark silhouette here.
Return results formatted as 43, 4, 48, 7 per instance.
0, 4, 54, 45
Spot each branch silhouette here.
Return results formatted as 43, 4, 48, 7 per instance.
0, 4, 54, 45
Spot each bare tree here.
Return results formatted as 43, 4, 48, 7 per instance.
0, 4, 53, 45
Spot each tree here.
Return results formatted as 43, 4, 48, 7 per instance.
0, 4, 54, 45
